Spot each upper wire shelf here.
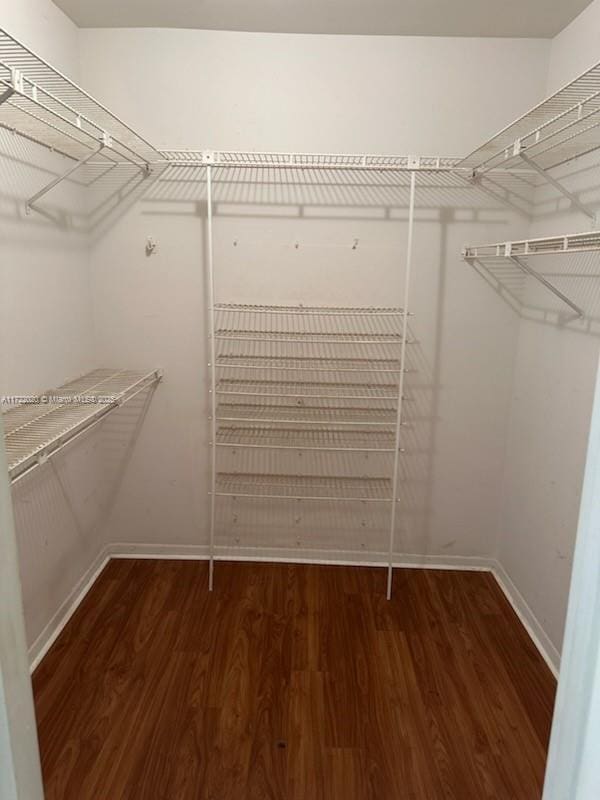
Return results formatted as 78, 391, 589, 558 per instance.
462, 231, 598, 318
0, 28, 159, 168
463, 230, 600, 259
460, 57, 600, 174
3, 368, 162, 482
162, 149, 461, 172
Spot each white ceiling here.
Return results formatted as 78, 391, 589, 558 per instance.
52, 0, 592, 38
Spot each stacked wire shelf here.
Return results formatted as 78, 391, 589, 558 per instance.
212, 304, 408, 521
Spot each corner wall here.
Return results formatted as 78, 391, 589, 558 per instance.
0, 0, 111, 658
496, 0, 600, 664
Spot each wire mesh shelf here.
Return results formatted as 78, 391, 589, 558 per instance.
215, 329, 405, 344
161, 150, 461, 172
214, 303, 406, 344
214, 472, 393, 501
0, 27, 159, 167
216, 402, 398, 426
464, 230, 600, 259
214, 303, 405, 316
216, 378, 399, 400
3, 368, 162, 481
215, 425, 397, 452
460, 57, 600, 174
215, 354, 403, 374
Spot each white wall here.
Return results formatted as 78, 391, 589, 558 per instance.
0, 0, 113, 657
546, 0, 600, 90
77, 29, 547, 567
496, 0, 600, 664
3, 9, 595, 671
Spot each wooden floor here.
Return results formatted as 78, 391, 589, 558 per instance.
33, 560, 556, 799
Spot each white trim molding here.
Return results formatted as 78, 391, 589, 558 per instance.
492, 561, 560, 678
28, 547, 111, 673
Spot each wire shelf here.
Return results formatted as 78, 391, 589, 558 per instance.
460, 57, 600, 174
215, 354, 403, 374
216, 402, 398, 426
161, 150, 461, 172
464, 230, 600, 259
214, 303, 405, 316
0, 27, 159, 167
216, 425, 397, 452
216, 378, 399, 400
3, 368, 162, 481
214, 472, 393, 501
215, 329, 405, 344
214, 303, 406, 345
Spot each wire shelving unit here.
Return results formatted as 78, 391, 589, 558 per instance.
460, 60, 600, 175
464, 230, 600, 259
209, 295, 414, 595
3, 368, 162, 483
459, 56, 600, 221
462, 231, 600, 318
0, 28, 160, 210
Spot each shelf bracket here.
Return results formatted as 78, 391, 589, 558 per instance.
518, 151, 596, 223
0, 85, 14, 106
509, 254, 584, 318
25, 143, 104, 215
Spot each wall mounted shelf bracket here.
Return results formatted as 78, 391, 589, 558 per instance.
508, 252, 584, 318
514, 143, 596, 223
25, 141, 105, 214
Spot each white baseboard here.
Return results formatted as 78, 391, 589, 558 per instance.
491, 559, 560, 678
28, 545, 112, 673
29, 544, 558, 680
109, 542, 495, 571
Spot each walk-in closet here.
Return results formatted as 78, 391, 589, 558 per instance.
2, 1, 600, 798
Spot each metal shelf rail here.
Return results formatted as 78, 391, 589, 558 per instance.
0, 27, 160, 211
459, 57, 600, 221
3, 368, 162, 483
463, 231, 600, 318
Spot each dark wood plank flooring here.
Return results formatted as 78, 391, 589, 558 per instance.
33, 560, 557, 799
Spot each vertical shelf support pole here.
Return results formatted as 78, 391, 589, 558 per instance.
387, 170, 416, 600
206, 164, 217, 591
